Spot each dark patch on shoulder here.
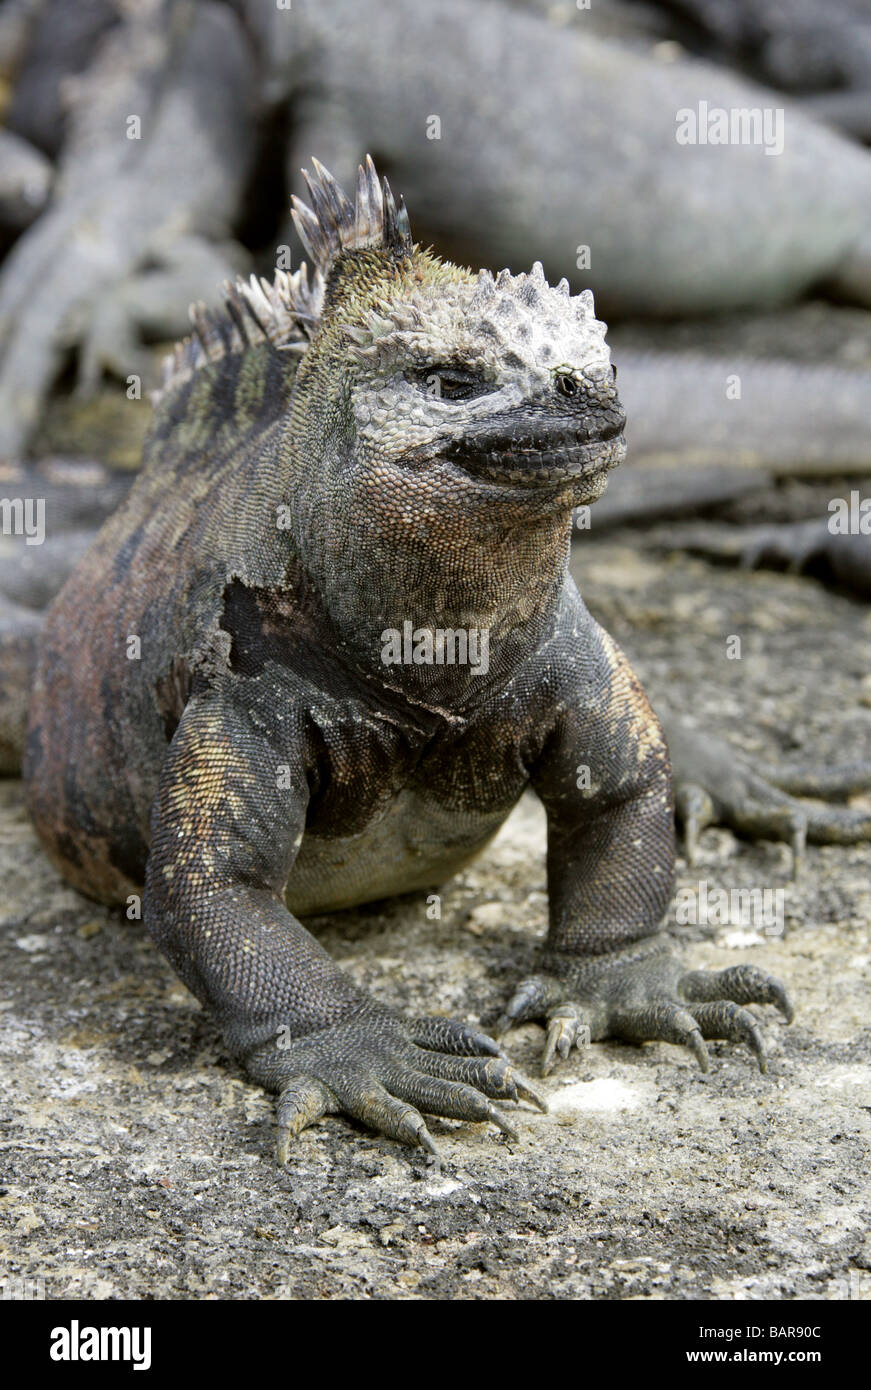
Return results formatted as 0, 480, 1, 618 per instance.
218, 574, 396, 705
219, 578, 298, 677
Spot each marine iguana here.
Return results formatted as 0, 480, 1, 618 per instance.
22, 158, 796, 1160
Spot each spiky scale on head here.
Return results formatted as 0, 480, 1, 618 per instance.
156, 154, 608, 394
291, 154, 413, 276
154, 262, 325, 402
154, 154, 411, 402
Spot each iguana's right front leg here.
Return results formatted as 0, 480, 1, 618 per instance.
144, 692, 542, 1163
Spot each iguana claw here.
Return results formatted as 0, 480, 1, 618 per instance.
499, 938, 793, 1077
259, 1010, 540, 1164
662, 713, 871, 878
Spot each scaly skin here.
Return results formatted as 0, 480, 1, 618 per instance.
23, 159, 791, 1162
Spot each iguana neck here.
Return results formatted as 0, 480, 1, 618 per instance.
289, 463, 575, 710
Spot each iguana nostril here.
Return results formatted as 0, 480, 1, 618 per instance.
597, 419, 624, 442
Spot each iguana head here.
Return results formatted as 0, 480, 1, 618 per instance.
288, 157, 625, 509
165, 157, 626, 701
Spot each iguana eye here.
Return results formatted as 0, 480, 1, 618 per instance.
417, 366, 489, 402
555, 372, 578, 397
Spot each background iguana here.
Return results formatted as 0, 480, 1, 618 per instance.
256, 0, 871, 317
634, 0, 871, 141
5, 0, 871, 460
21, 158, 794, 1161
0, 0, 257, 460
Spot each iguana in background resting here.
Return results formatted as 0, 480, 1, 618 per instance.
254, 0, 871, 318
639, 0, 871, 141
20, 158, 795, 1160
0, 0, 256, 461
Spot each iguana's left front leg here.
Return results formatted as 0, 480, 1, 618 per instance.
663, 713, 871, 879
497, 628, 793, 1075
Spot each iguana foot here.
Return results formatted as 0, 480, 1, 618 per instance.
74, 237, 250, 397
245, 1008, 547, 1165
661, 713, 871, 877
656, 518, 871, 600
496, 936, 793, 1077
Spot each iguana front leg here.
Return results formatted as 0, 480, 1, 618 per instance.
145, 690, 542, 1162
497, 628, 792, 1074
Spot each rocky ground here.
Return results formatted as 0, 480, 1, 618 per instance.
1, 508, 869, 1300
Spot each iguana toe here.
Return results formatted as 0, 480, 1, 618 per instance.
499, 938, 792, 1077
407, 1014, 508, 1058
541, 1004, 588, 1077
257, 1010, 534, 1164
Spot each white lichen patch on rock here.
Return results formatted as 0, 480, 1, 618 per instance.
549, 1078, 647, 1115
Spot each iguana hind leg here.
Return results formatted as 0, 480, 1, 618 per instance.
663, 714, 871, 877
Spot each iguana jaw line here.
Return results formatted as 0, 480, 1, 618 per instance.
448, 436, 625, 489
434, 419, 626, 490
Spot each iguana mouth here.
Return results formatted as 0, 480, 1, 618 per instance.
442, 418, 626, 487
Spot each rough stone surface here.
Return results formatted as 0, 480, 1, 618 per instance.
1, 537, 869, 1300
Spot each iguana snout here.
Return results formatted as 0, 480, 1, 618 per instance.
440, 391, 626, 490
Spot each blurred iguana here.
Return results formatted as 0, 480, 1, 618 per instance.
251, 0, 871, 318
591, 350, 871, 605
6, 0, 871, 463
21, 158, 798, 1161
0, 0, 257, 460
